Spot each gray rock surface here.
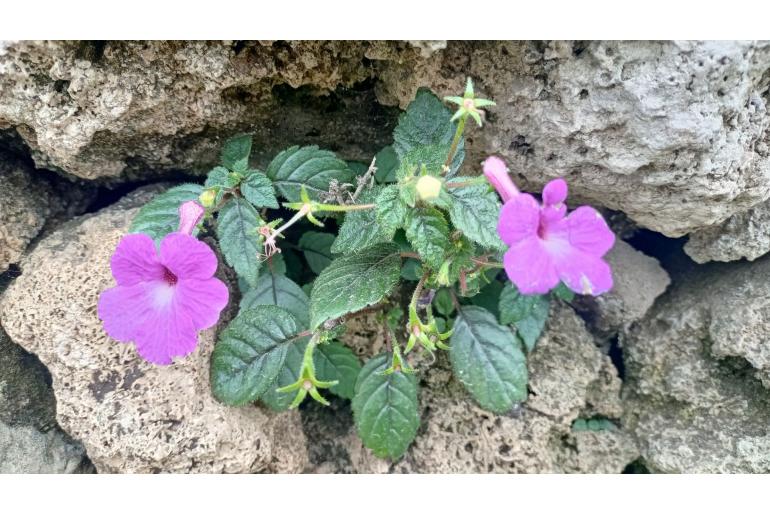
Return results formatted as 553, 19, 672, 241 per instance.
573, 240, 670, 340
623, 255, 770, 472
0, 420, 88, 473
685, 199, 770, 263
0, 186, 308, 473
310, 304, 638, 473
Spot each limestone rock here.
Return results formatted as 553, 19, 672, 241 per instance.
0, 186, 308, 473
0, 420, 89, 473
684, 199, 770, 263
572, 240, 670, 340
316, 304, 637, 473
623, 255, 770, 472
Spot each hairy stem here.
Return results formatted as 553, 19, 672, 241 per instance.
443, 114, 467, 170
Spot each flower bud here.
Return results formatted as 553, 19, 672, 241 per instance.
199, 189, 217, 208
416, 175, 442, 201
483, 156, 519, 203
178, 200, 205, 235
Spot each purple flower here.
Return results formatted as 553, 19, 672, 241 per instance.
97, 204, 228, 365
178, 200, 205, 235
484, 157, 615, 296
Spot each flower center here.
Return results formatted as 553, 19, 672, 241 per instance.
163, 266, 178, 286
537, 219, 549, 239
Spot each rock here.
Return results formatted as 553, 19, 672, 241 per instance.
0, 151, 91, 273
623, 255, 770, 472
0, 186, 309, 473
311, 304, 637, 473
0, 420, 89, 473
0, 41, 401, 181
572, 240, 670, 340
684, 199, 770, 263
379, 41, 770, 237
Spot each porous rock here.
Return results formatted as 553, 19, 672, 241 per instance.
0, 419, 89, 473
623, 255, 770, 472
0, 186, 308, 473
314, 304, 638, 473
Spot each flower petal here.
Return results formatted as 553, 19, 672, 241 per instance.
553, 250, 613, 296
110, 233, 164, 286
503, 236, 561, 295
483, 156, 519, 202
497, 193, 540, 246
159, 233, 218, 280
175, 278, 229, 330
97, 283, 156, 342
542, 178, 568, 207
132, 305, 198, 365
564, 206, 615, 257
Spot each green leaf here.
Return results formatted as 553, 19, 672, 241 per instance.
376, 185, 408, 233
241, 170, 278, 209
259, 338, 308, 411
129, 183, 204, 241
210, 306, 304, 406
404, 208, 450, 269
314, 342, 362, 400
401, 144, 452, 176
205, 166, 240, 205
217, 198, 262, 287
450, 306, 528, 413
572, 417, 618, 432
393, 89, 464, 174
332, 187, 393, 254
499, 283, 550, 351
400, 258, 422, 281
374, 146, 399, 184
346, 161, 369, 175
221, 134, 252, 173
352, 353, 420, 459
267, 145, 354, 202
447, 182, 504, 250
298, 231, 335, 274
470, 280, 504, 319
551, 282, 576, 302
433, 288, 455, 317
240, 273, 310, 329
309, 244, 401, 329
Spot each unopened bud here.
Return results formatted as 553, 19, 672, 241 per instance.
178, 200, 205, 235
416, 175, 442, 201
199, 189, 217, 208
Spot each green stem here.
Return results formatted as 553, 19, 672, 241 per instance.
313, 202, 376, 212
445, 176, 487, 189
408, 272, 430, 327
443, 114, 467, 170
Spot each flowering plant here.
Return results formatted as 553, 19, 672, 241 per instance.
99, 79, 615, 459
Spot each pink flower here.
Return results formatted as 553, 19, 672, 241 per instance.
97, 203, 227, 365
483, 156, 519, 202
178, 200, 205, 235
484, 157, 615, 296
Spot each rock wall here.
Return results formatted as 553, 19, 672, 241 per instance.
1, 40, 770, 473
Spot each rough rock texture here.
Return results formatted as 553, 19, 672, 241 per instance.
623, 255, 770, 472
0, 151, 91, 272
0, 187, 308, 473
685, 199, 770, 263
573, 240, 670, 340
308, 304, 638, 473
0, 420, 89, 473
0, 40, 403, 181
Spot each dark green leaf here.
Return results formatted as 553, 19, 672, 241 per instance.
572, 417, 618, 432
404, 207, 449, 269
210, 306, 304, 406
393, 89, 464, 174
241, 170, 278, 209
259, 338, 307, 411
332, 187, 393, 254
375, 185, 408, 233
221, 134, 252, 173
374, 146, 399, 183
310, 244, 401, 329
400, 259, 422, 281
433, 288, 455, 317
346, 161, 369, 175
267, 145, 354, 202
499, 283, 550, 351
129, 183, 203, 241
298, 231, 335, 274
205, 166, 240, 205
352, 353, 420, 459
470, 280, 505, 319
551, 282, 576, 302
217, 198, 262, 287
447, 182, 504, 250
314, 342, 362, 400
450, 306, 528, 413
401, 144, 452, 176
240, 273, 310, 329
